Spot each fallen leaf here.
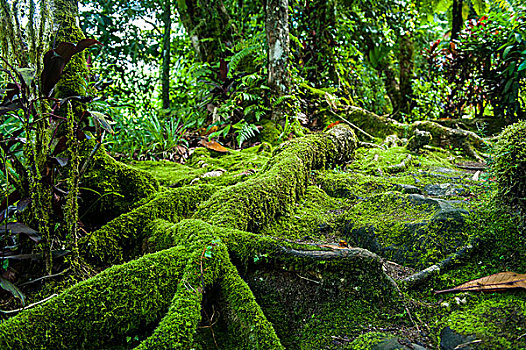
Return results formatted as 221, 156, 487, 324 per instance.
326, 120, 343, 130
435, 271, 526, 294
200, 140, 229, 153
198, 125, 218, 136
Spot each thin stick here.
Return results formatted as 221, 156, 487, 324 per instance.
19, 268, 70, 286
328, 110, 375, 140
296, 273, 320, 284
0, 293, 57, 314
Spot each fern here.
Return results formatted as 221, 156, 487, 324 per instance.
228, 45, 259, 76
235, 121, 259, 147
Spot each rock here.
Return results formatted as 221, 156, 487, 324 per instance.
440, 327, 478, 350
373, 337, 428, 350
396, 184, 422, 194
407, 129, 432, 152
424, 183, 468, 197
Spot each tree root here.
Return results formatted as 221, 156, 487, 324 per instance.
0, 125, 403, 349
342, 106, 488, 160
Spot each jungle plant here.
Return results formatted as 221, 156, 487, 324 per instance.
425, 10, 526, 122
0, 38, 101, 285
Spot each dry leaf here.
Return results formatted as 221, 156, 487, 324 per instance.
435, 272, 526, 294
199, 140, 229, 153
198, 125, 219, 136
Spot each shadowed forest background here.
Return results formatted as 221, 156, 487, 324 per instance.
1, 0, 526, 349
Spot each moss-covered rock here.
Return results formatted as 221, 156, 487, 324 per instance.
491, 120, 526, 215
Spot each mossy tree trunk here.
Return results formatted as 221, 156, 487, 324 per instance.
175, 0, 236, 63
0, 125, 399, 349
265, 0, 290, 121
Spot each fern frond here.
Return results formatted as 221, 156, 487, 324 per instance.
236, 122, 259, 147
229, 45, 259, 75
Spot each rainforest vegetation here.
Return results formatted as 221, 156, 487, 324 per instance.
1, 0, 526, 349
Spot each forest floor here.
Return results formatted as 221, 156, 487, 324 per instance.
1, 126, 525, 349
127, 139, 525, 349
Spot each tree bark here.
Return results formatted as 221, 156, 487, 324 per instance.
265, 0, 290, 120
451, 0, 463, 41
175, 0, 236, 63
161, 0, 171, 110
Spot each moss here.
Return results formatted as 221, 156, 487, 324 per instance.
80, 185, 218, 265
442, 296, 526, 349
0, 246, 192, 349
260, 119, 283, 145
80, 142, 160, 227
194, 126, 357, 232
131, 144, 273, 189
491, 120, 526, 215
259, 185, 346, 240
216, 256, 284, 350
349, 332, 395, 349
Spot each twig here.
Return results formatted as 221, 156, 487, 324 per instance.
328, 110, 375, 140
19, 268, 70, 286
0, 293, 58, 314
296, 273, 320, 284
454, 339, 482, 349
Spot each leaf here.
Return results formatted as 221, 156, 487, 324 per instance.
435, 272, 526, 294
199, 140, 229, 153
518, 60, 526, 72
41, 39, 101, 96
51, 157, 69, 167
0, 277, 25, 306
326, 120, 343, 130
41, 50, 66, 96
0, 223, 41, 242
90, 111, 114, 134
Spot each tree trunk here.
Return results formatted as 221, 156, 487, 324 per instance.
161, 0, 171, 110
451, 0, 463, 41
398, 33, 414, 115
175, 0, 235, 63
265, 0, 290, 120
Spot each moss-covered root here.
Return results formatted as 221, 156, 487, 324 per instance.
0, 246, 192, 350
133, 244, 223, 350
80, 185, 218, 265
220, 257, 284, 350
194, 125, 357, 231
342, 105, 486, 155
79, 142, 160, 227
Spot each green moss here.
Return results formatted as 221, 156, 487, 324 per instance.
131, 144, 273, 189
80, 142, 160, 227
81, 185, 218, 265
194, 126, 357, 232
0, 246, 192, 349
260, 119, 282, 145
259, 185, 346, 240
349, 332, 395, 350
443, 296, 526, 349
491, 120, 526, 215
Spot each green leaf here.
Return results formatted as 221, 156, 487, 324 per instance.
90, 111, 114, 134
0, 277, 25, 306
503, 46, 513, 59
471, 0, 487, 15
518, 61, 526, 72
